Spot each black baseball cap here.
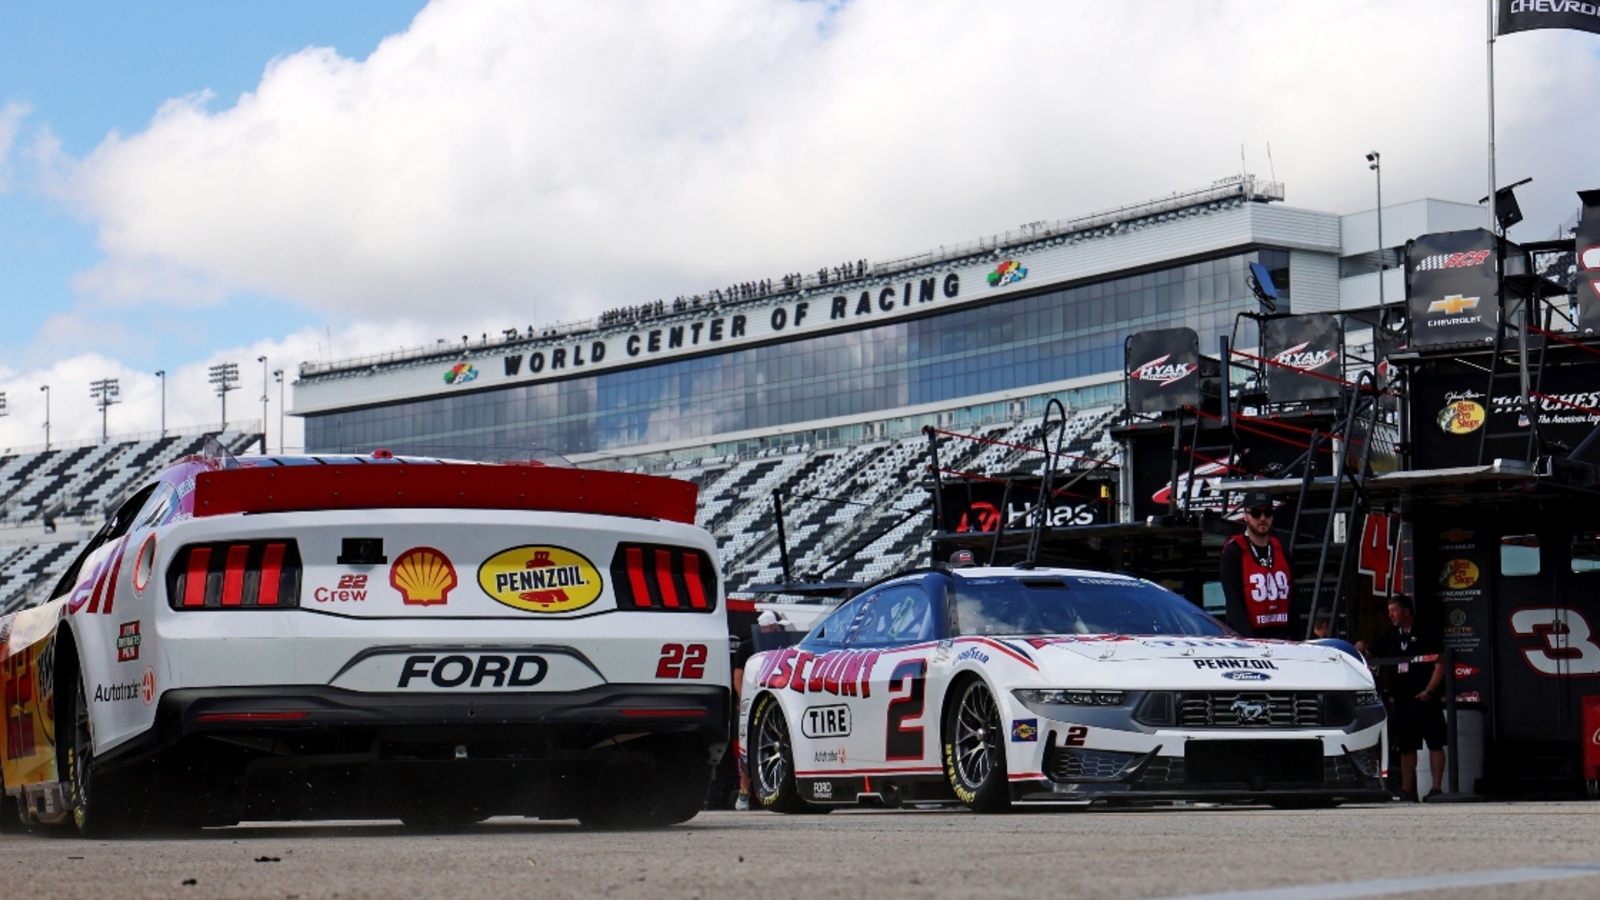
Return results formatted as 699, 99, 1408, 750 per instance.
1242, 488, 1275, 511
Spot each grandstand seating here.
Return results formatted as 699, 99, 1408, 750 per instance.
0, 430, 261, 614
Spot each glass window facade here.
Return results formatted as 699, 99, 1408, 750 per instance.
305, 249, 1289, 459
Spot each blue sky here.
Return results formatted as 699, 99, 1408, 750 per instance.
0, 1, 427, 372
0, 1, 1594, 450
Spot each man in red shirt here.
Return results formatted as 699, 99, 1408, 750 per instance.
1220, 488, 1293, 640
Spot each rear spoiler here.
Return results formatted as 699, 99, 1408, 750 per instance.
191, 464, 698, 524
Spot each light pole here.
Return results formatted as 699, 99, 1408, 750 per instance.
258, 355, 269, 454
1366, 151, 1386, 316
155, 369, 166, 436
90, 378, 121, 443
39, 385, 50, 450
273, 370, 285, 454
208, 362, 239, 431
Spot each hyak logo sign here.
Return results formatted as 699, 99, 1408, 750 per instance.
1130, 354, 1197, 387
1272, 341, 1338, 374
987, 260, 1027, 287
444, 363, 478, 385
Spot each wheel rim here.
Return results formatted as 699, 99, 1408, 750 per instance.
754, 703, 791, 796
953, 681, 1000, 789
72, 680, 92, 826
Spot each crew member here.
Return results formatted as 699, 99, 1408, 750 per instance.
1364, 594, 1447, 802
1220, 488, 1293, 640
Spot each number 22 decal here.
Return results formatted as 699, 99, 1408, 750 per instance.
656, 643, 708, 679
885, 659, 927, 760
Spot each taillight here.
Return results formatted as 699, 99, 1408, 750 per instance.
610, 544, 719, 612
167, 540, 302, 610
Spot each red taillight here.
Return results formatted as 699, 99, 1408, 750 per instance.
610, 544, 718, 612
168, 540, 302, 610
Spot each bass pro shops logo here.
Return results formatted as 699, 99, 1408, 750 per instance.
1272, 342, 1338, 374
1130, 354, 1197, 387
478, 545, 604, 613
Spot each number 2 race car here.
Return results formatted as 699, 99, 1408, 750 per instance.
1, 450, 728, 834
740, 567, 1389, 811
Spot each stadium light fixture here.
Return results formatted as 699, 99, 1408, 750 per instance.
209, 362, 240, 431
0, 391, 7, 419
39, 384, 49, 450
155, 370, 166, 436
90, 377, 121, 443
1366, 151, 1385, 315
273, 370, 285, 454
258, 355, 269, 454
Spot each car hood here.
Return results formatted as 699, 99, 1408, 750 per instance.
1016, 635, 1371, 690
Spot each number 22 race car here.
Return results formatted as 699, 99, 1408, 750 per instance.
2, 449, 729, 834
740, 567, 1389, 811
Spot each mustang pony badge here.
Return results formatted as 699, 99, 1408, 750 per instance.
478, 545, 604, 613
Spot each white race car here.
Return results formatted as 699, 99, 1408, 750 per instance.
739, 566, 1388, 811
1, 450, 728, 834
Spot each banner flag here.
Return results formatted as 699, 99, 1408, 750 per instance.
1498, 0, 1600, 36
1576, 189, 1600, 310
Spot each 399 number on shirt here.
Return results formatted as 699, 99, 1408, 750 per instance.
1248, 571, 1290, 602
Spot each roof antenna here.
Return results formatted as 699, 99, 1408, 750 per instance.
1266, 142, 1277, 183
1240, 143, 1248, 182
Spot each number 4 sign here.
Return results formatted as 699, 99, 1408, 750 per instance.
1357, 513, 1406, 598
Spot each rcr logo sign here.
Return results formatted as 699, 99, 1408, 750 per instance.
397, 653, 548, 689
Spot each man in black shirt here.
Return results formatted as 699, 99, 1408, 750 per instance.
1365, 594, 1447, 801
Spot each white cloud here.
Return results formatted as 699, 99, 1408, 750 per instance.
0, 320, 436, 453
49, 0, 1600, 334
0, 101, 31, 192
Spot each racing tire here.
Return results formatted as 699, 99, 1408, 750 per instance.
64, 677, 133, 837
943, 677, 1010, 813
577, 735, 711, 829
748, 693, 826, 814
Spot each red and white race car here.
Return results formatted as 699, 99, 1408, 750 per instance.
1, 449, 728, 834
740, 567, 1387, 811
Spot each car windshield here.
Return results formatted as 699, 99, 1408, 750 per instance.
951, 575, 1227, 637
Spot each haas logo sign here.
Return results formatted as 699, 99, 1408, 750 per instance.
1130, 354, 1197, 387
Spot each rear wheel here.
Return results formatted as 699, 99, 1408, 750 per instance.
942, 678, 1010, 813
65, 677, 130, 836
577, 735, 711, 829
749, 694, 820, 813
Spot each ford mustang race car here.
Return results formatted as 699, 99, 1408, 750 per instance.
739, 567, 1388, 811
1, 449, 728, 834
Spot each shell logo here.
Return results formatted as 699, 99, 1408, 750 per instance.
1438, 400, 1486, 434
478, 545, 603, 613
1439, 558, 1480, 590
390, 547, 459, 606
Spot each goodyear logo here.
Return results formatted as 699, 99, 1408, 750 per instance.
1438, 400, 1486, 434
478, 545, 603, 613
1440, 558, 1480, 590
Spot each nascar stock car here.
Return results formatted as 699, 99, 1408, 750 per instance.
739, 567, 1389, 811
1, 448, 729, 834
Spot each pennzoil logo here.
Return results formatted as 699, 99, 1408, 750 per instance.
1438, 399, 1486, 434
1130, 354, 1197, 387
390, 547, 458, 606
1440, 559, 1480, 590
478, 545, 603, 613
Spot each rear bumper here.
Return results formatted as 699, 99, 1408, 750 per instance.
102, 683, 730, 769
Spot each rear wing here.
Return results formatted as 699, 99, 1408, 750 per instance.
190, 464, 698, 524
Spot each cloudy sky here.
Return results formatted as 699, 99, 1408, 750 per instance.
1, 0, 1596, 451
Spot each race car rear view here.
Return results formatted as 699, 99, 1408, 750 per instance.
0, 449, 728, 834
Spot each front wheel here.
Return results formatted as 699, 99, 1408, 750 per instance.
749, 693, 822, 813
943, 678, 1010, 813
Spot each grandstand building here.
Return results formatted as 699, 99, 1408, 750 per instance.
287, 176, 1488, 590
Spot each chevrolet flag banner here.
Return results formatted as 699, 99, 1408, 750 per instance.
1406, 229, 1501, 349
1498, 0, 1600, 35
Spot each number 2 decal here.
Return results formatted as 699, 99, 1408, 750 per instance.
885, 658, 927, 760
656, 643, 708, 679
1062, 725, 1089, 747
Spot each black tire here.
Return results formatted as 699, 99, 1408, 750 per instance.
64, 677, 131, 836
942, 677, 1010, 813
577, 735, 711, 829
748, 693, 822, 814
